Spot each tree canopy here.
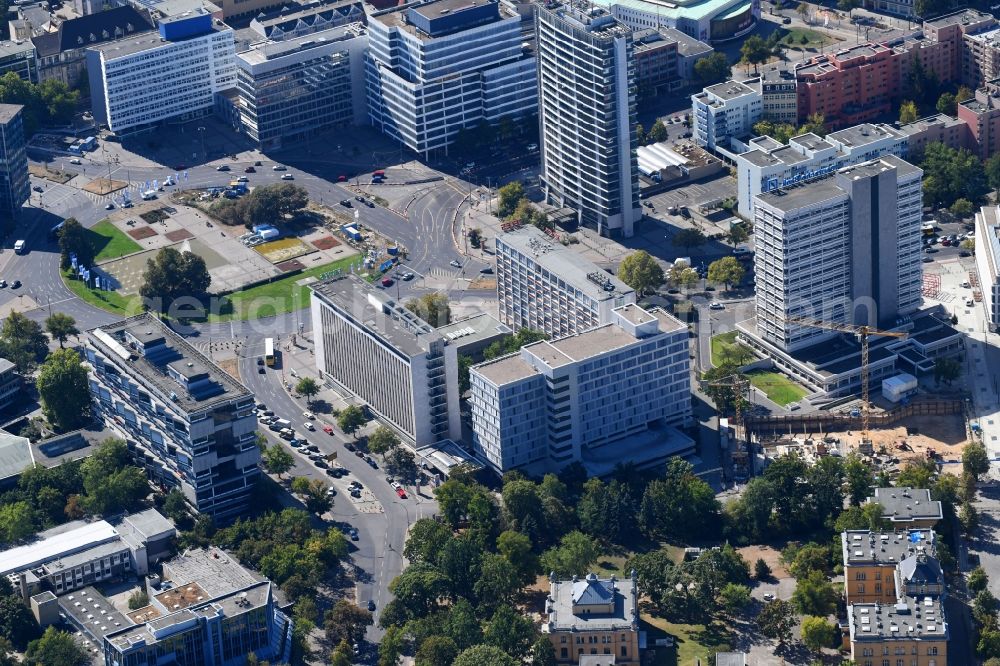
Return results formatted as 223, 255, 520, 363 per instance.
0, 311, 49, 373
694, 52, 731, 85
617, 251, 665, 295
37, 348, 90, 432
139, 247, 211, 311
921, 142, 988, 208
406, 292, 451, 327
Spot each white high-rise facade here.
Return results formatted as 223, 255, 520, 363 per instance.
752, 155, 923, 353
536, 4, 641, 238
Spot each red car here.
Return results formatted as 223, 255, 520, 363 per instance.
323, 424, 334, 435
396, 487, 407, 499
941, 238, 951, 246
337, 175, 347, 182
381, 277, 394, 287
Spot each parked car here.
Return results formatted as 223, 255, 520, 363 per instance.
244, 166, 256, 173
216, 165, 230, 171
304, 422, 315, 431
401, 272, 415, 281
367, 600, 376, 611
281, 173, 294, 180
272, 164, 287, 171
340, 199, 352, 207
11, 280, 21, 289
396, 487, 407, 499
303, 411, 315, 419
323, 424, 334, 435
709, 302, 724, 310
381, 277, 394, 287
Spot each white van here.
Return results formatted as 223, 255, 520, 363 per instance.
141, 190, 157, 200
966, 298, 975, 307
13, 240, 25, 254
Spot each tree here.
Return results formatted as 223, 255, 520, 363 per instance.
937, 92, 957, 116
379, 625, 405, 666
37, 348, 90, 432
801, 616, 838, 652
960, 501, 979, 535
672, 228, 706, 252
0, 501, 35, 543
386, 447, 418, 483
951, 197, 974, 218
497, 530, 537, 585
964, 440, 990, 481
484, 329, 549, 360
23, 627, 85, 666
80, 438, 148, 515
58, 218, 91, 269
899, 100, 919, 124
740, 35, 771, 74
986, 153, 1000, 198
694, 52, 731, 85
483, 604, 536, 659
0, 593, 39, 649
933, 356, 961, 385
330, 640, 354, 666
755, 558, 772, 580
843, 453, 874, 506
0, 311, 49, 373
921, 142, 988, 208
796, 2, 809, 20
406, 292, 451, 327
163, 488, 188, 523
707, 256, 746, 291
896, 459, 936, 490
44, 312, 78, 348
497, 182, 525, 218
837, 0, 859, 15
647, 119, 668, 143
617, 250, 664, 295
639, 458, 721, 541
727, 223, 749, 247
788, 542, 831, 579
128, 590, 149, 609
969, 567, 989, 593
444, 598, 482, 649
718, 582, 752, 614
337, 405, 366, 439
324, 600, 373, 645
389, 562, 450, 616
454, 645, 518, 666
295, 377, 319, 405
139, 247, 211, 310
369, 425, 402, 457
753, 119, 799, 144
540, 531, 599, 577
530, 637, 557, 666
292, 477, 333, 514
757, 599, 796, 643
792, 569, 838, 616
261, 444, 294, 478
416, 636, 459, 666
975, 589, 999, 626
475, 553, 520, 609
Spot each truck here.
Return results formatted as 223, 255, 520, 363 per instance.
13, 240, 25, 254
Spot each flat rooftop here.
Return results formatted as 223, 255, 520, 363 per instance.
924, 7, 993, 29
0, 104, 23, 125
547, 574, 637, 632
842, 529, 935, 566
0, 430, 32, 482
827, 123, 902, 149
238, 23, 365, 65
473, 354, 540, 385
702, 79, 757, 102
59, 587, 134, 640
756, 176, 847, 212
372, 0, 516, 41
93, 18, 229, 59
498, 225, 634, 302
162, 547, 262, 597
873, 487, 943, 524
0, 519, 118, 577
88, 314, 252, 414
154, 581, 211, 611
310, 276, 441, 358
435, 312, 511, 349
850, 596, 948, 641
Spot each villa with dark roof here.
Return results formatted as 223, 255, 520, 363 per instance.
871, 487, 944, 529
32, 6, 153, 86
543, 572, 640, 665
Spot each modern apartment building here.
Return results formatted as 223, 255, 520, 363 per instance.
794, 43, 900, 128
310, 275, 462, 446
691, 78, 761, 151
232, 24, 367, 150
543, 572, 640, 665
871, 487, 944, 529
975, 204, 1000, 332
0, 509, 174, 601
32, 6, 153, 87
536, 4, 641, 238
469, 303, 692, 475
735, 123, 908, 218
58, 547, 292, 666
958, 78, 1000, 160
758, 65, 797, 124
896, 112, 970, 156
85, 314, 260, 521
747, 155, 922, 354
0, 40, 37, 82
366, 0, 537, 157
495, 225, 635, 339
87, 9, 236, 134
0, 104, 29, 220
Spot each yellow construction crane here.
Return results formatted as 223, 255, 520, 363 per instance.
783, 315, 909, 442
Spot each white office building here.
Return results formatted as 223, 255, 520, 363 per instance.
365, 0, 537, 157
470, 303, 692, 475
691, 78, 761, 151
496, 225, 636, 339
87, 9, 236, 134
735, 123, 909, 218
536, 4, 641, 238
743, 155, 922, 354
975, 205, 1000, 332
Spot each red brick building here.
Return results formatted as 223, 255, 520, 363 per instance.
795, 44, 901, 128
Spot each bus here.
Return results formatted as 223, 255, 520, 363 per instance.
922, 222, 937, 236
264, 338, 275, 367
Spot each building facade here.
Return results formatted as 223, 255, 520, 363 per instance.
310, 276, 461, 446
536, 4, 641, 237
975, 204, 1000, 332
735, 123, 908, 218
543, 572, 640, 665
87, 9, 236, 134
0, 104, 29, 221
495, 225, 636, 339
794, 43, 901, 128
470, 303, 691, 475
0, 358, 18, 412
749, 156, 922, 353
691, 79, 762, 151
366, 0, 536, 157
0, 41, 37, 82
958, 78, 1000, 160
758, 65, 797, 124
233, 24, 366, 150
85, 314, 260, 521
633, 27, 679, 95
597, 0, 757, 43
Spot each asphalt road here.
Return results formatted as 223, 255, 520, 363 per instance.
237, 342, 436, 641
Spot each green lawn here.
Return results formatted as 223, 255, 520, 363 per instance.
781, 27, 836, 47
710, 331, 739, 367
208, 255, 358, 322
61, 269, 141, 317
747, 370, 809, 406
89, 219, 142, 262
642, 617, 731, 666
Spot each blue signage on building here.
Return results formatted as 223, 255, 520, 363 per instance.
762, 163, 838, 193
